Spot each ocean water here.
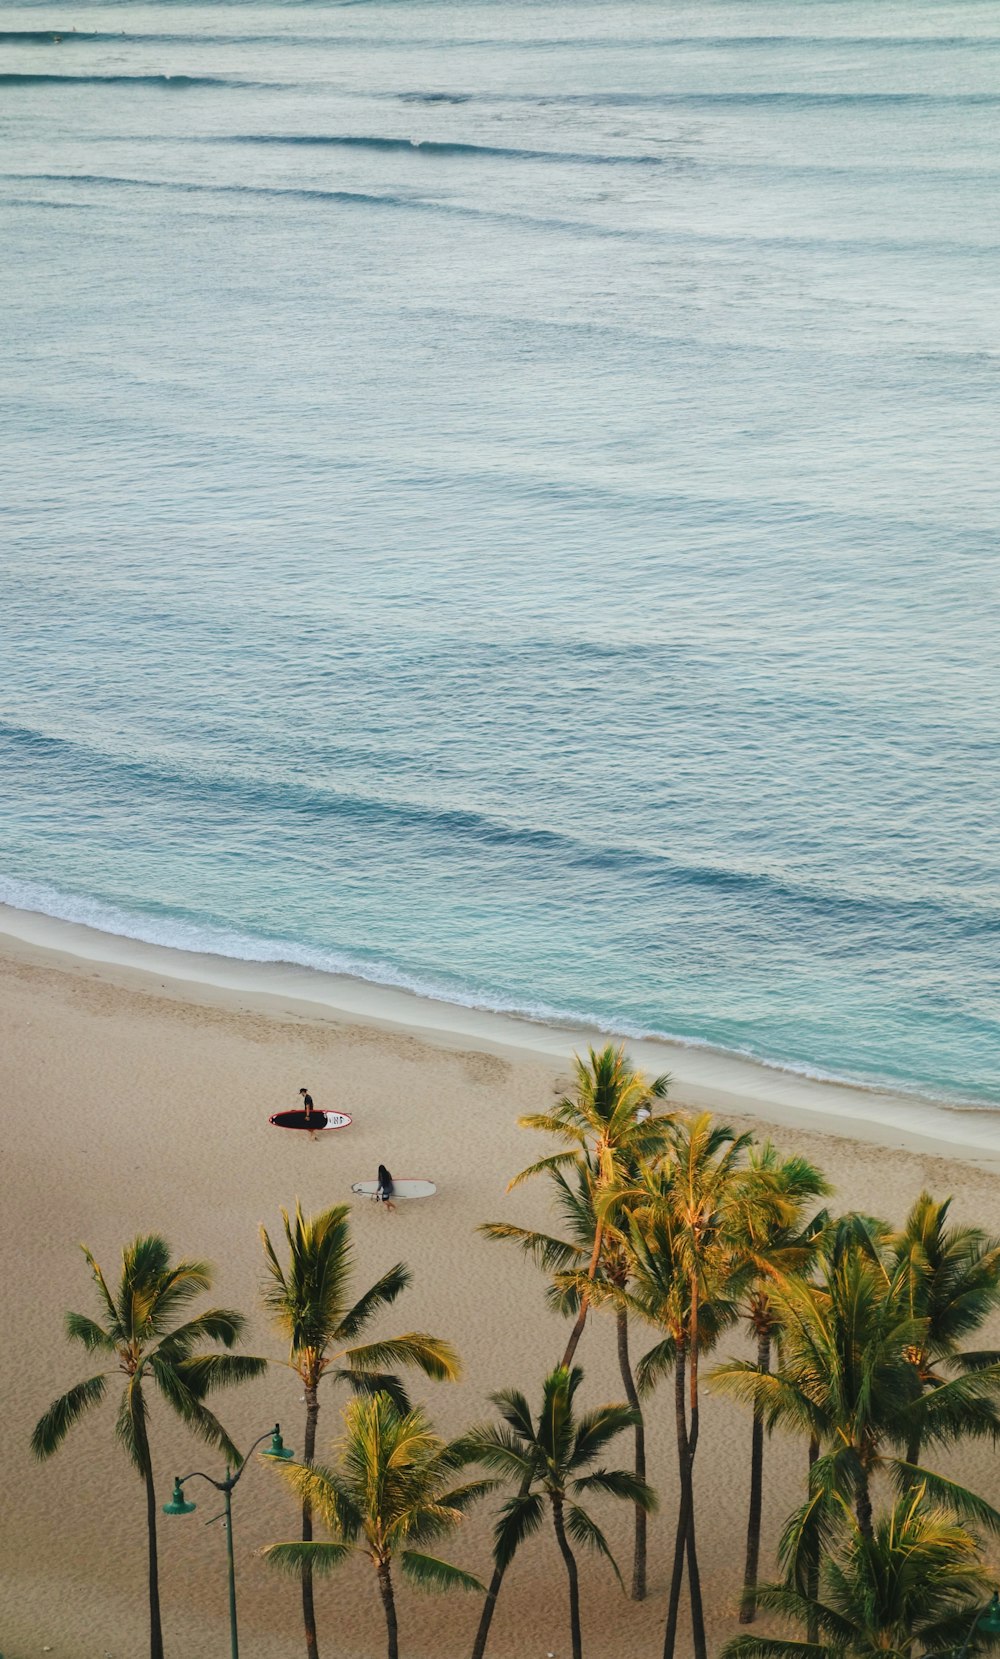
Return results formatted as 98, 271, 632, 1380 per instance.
2, 1, 999, 1106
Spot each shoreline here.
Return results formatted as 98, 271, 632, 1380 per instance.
2, 898, 998, 1168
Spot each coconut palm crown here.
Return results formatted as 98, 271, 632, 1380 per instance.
262, 1391, 490, 1659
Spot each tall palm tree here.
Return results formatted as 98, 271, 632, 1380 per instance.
260, 1201, 460, 1659
469, 1044, 670, 1659
263, 1392, 490, 1659
721, 1487, 1000, 1659
712, 1239, 1000, 1596
510, 1044, 672, 1366
480, 1153, 654, 1599
31, 1235, 265, 1659
606, 1122, 766, 1659
464, 1364, 655, 1659
732, 1145, 831, 1623
892, 1193, 1000, 1467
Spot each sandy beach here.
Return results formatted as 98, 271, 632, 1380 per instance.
3, 908, 1000, 1659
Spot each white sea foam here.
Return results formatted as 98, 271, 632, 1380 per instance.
1, 875, 991, 1113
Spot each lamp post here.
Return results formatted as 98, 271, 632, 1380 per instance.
163, 1423, 294, 1659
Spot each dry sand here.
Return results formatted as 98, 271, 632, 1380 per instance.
2, 908, 1000, 1659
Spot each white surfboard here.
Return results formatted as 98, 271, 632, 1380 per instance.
351, 1179, 437, 1200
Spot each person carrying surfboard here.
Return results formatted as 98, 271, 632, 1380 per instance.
299, 1086, 314, 1125
376, 1165, 396, 1210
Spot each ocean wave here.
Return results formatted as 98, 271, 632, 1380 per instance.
398, 89, 1000, 110
0, 716, 996, 932
2, 30, 995, 49
8, 171, 995, 257
230, 133, 665, 166
0, 874, 993, 1110
0, 72, 273, 88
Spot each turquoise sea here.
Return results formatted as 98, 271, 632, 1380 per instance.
2, 1, 999, 1105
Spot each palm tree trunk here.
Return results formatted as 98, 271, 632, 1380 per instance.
132, 1389, 164, 1659
616, 1307, 647, 1601
739, 1325, 771, 1624
856, 1465, 873, 1540
906, 1426, 922, 1469
302, 1382, 321, 1659
470, 1233, 605, 1659
663, 1349, 689, 1659
807, 1435, 819, 1644
686, 1288, 707, 1659
377, 1560, 399, 1659
470, 1560, 504, 1659
552, 1495, 583, 1659
563, 1221, 605, 1368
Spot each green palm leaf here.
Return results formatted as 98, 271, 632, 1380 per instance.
31, 1374, 108, 1459
260, 1540, 354, 1575
400, 1552, 484, 1593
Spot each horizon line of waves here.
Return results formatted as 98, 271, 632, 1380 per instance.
397, 89, 1000, 110
0, 875, 995, 1110
5, 76, 997, 109
2, 29, 998, 49
9, 171, 997, 257
1, 719, 997, 934
229, 133, 665, 165
0, 71, 279, 88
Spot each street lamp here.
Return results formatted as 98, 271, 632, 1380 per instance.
163, 1424, 294, 1659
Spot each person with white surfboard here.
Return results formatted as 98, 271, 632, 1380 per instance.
376, 1164, 396, 1211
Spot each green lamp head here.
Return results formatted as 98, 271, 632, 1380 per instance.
978, 1592, 1000, 1640
262, 1423, 294, 1462
162, 1477, 197, 1516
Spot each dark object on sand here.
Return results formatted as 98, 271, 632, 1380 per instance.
270, 1109, 353, 1131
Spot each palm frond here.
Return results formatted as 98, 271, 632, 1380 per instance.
564, 1503, 623, 1588
400, 1551, 484, 1593
338, 1262, 411, 1340
572, 1468, 656, 1510
330, 1367, 412, 1414
571, 1403, 639, 1466
491, 1491, 545, 1573
890, 1461, 1000, 1535
172, 1353, 268, 1400
155, 1308, 248, 1358
148, 1355, 243, 1465
64, 1312, 115, 1353
31, 1374, 108, 1459
260, 1540, 354, 1576
343, 1334, 459, 1383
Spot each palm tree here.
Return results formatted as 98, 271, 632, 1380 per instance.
31, 1235, 265, 1659
607, 1115, 787, 1659
509, 1044, 672, 1366
721, 1486, 1000, 1659
464, 1364, 655, 1659
260, 1201, 460, 1659
606, 1122, 766, 1659
470, 1044, 670, 1658
263, 1392, 490, 1659
732, 1145, 831, 1623
892, 1193, 1000, 1467
480, 1153, 654, 1599
712, 1238, 1000, 1599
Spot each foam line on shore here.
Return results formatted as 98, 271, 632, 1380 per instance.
1, 900, 997, 1167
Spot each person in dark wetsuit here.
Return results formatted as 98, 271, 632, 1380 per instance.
376, 1165, 395, 1209
299, 1086, 315, 1126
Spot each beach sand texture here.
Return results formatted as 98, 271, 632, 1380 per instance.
3, 923, 1000, 1659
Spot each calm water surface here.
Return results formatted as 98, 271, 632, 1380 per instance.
2, 1, 999, 1103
